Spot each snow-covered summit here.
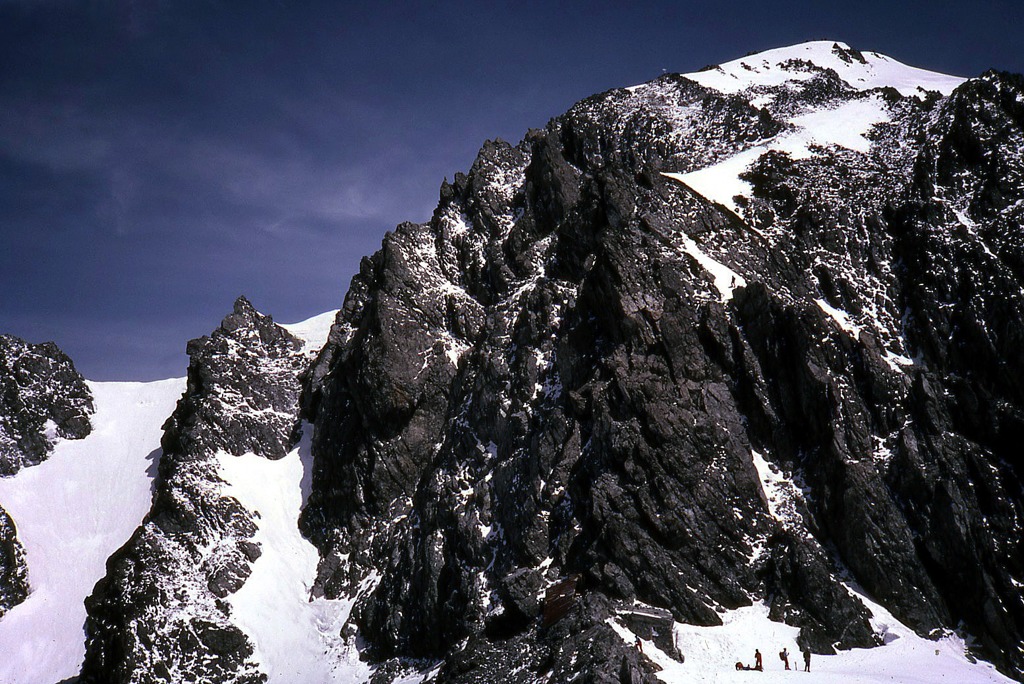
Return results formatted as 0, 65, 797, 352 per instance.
684, 40, 966, 98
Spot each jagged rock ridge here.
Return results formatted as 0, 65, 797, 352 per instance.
296, 41, 1024, 682
0, 334, 93, 476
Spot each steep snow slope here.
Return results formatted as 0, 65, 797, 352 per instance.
219, 432, 373, 683
0, 378, 184, 684
219, 311, 374, 683
282, 310, 339, 355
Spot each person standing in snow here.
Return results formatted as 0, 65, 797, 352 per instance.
754, 649, 763, 671
803, 648, 811, 672
780, 647, 790, 670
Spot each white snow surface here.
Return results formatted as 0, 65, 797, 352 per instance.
611, 596, 1013, 684
684, 40, 965, 98
653, 211, 746, 302
0, 378, 185, 684
668, 95, 892, 214
219, 430, 372, 683
282, 309, 340, 354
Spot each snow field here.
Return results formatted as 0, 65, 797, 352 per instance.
218, 433, 372, 683
0, 378, 186, 684
282, 309, 339, 355
610, 597, 1014, 684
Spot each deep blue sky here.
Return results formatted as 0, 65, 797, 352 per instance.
2, 0, 1022, 380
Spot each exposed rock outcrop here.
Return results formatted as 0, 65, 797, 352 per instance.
0, 334, 93, 476
0, 506, 27, 619
80, 297, 311, 684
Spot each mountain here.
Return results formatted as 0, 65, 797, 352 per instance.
290, 40, 1024, 682
1, 40, 1023, 683
79, 298, 325, 684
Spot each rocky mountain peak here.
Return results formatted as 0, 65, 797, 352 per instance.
0, 334, 93, 476
683, 39, 966, 98
210, 295, 303, 355
81, 298, 315, 684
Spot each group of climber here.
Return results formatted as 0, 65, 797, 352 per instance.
735, 646, 811, 672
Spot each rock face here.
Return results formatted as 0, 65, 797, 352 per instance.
80, 297, 311, 684
0, 334, 93, 618
0, 334, 93, 476
297, 43, 1024, 682
0, 506, 28, 619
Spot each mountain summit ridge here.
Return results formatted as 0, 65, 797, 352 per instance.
679, 40, 966, 97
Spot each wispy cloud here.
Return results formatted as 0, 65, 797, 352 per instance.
0, 88, 443, 243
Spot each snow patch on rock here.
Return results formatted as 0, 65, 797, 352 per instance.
282, 310, 340, 356
669, 95, 891, 214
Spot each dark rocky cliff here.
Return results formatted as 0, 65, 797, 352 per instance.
0, 506, 27, 620
297, 65, 1024, 682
